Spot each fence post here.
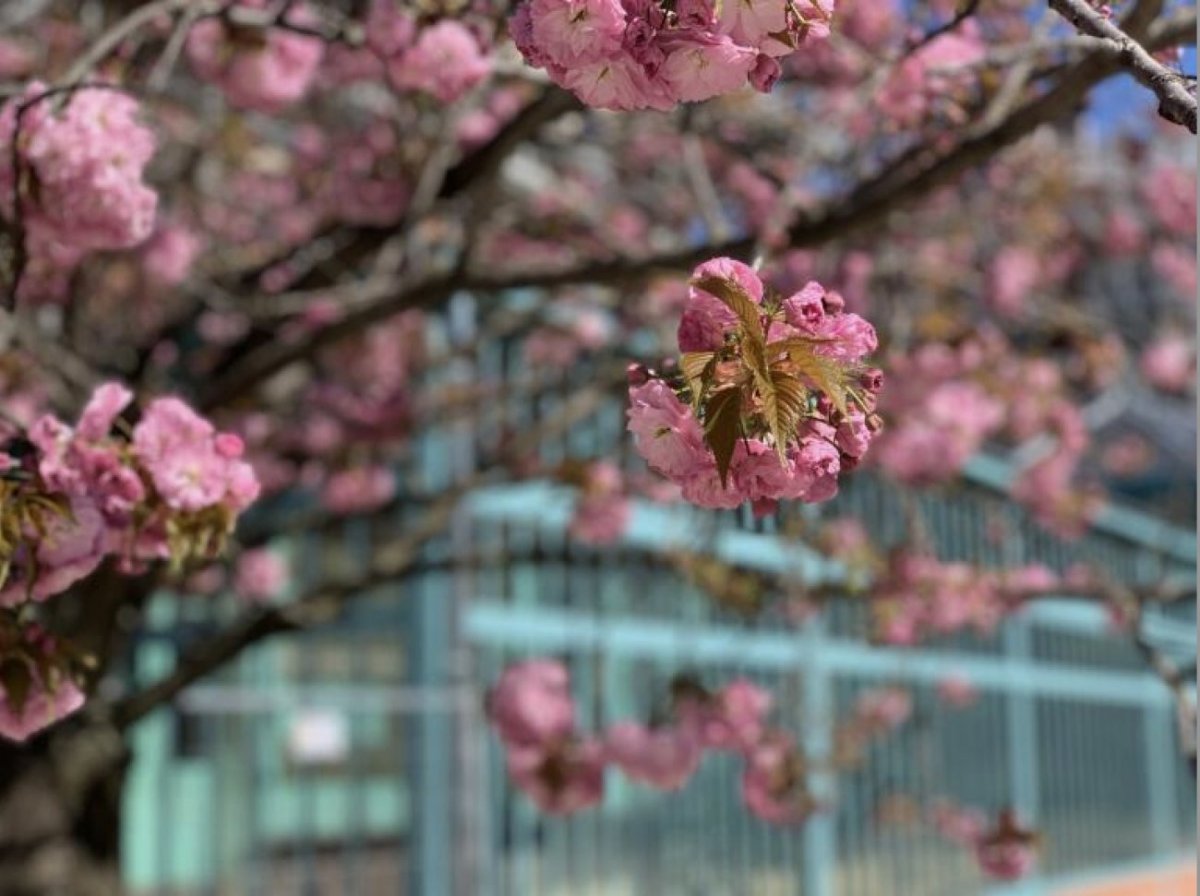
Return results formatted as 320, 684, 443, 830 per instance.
411, 574, 453, 895
801, 616, 836, 896
1143, 702, 1181, 856
1003, 618, 1040, 827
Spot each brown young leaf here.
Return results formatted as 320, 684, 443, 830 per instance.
704, 386, 744, 488
773, 337, 854, 415
691, 274, 763, 340
761, 365, 811, 462
680, 351, 718, 407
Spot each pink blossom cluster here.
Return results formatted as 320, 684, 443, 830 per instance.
186, 1, 325, 112
232, 547, 290, 603
487, 661, 822, 823
1010, 404, 1103, 539
0, 83, 158, 254
876, 22, 986, 128
833, 685, 914, 763
0, 623, 85, 742
140, 221, 204, 286
928, 801, 1038, 880
628, 258, 880, 513
872, 553, 1060, 645
565, 460, 632, 545
0, 383, 260, 605
935, 673, 979, 708
510, 0, 834, 111
318, 2, 494, 103
1139, 331, 1194, 393
873, 340, 1006, 485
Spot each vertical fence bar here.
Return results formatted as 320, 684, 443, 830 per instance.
1143, 702, 1181, 856
1004, 619, 1040, 826
802, 616, 835, 896
411, 574, 452, 896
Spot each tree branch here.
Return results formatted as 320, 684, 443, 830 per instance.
1048, 0, 1196, 131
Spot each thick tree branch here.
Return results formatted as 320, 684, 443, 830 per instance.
1048, 0, 1197, 132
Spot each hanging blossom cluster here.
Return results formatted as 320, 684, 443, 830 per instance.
202, 0, 494, 109
873, 333, 1103, 539
628, 258, 880, 514
558, 460, 632, 545
186, 1, 326, 112
0, 620, 86, 742
486, 660, 911, 823
510, 0, 834, 110
871, 554, 1063, 646
0, 83, 158, 259
929, 801, 1039, 880
1, 384, 260, 603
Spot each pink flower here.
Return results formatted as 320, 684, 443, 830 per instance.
749, 53, 782, 91
0, 496, 106, 606
627, 380, 711, 480
811, 310, 878, 363
1151, 244, 1198, 299
562, 56, 674, 111
76, 383, 132, 441
929, 799, 986, 846
677, 678, 772, 752
569, 493, 632, 544
987, 246, 1039, 318
740, 730, 814, 824
507, 738, 606, 814
0, 666, 85, 743
1103, 210, 1144, 255
186, 2, 324, 111
132, 397, 260, 514
141, 222, 203, 286
605, 722, 701, 790
679, 465, 745, 509
320, 466, 396, 514
1140, 333, 1194, 393
854, 686, 912, 731
784, 433, 842, 502
718, 0, 788, 52
233, 548, 289, 602
529, 0, 627, 68
935, 674, 978, 708
1, 84, 158, 251
389, 21, 492, 103
488, 659, 577, 750
732, 440, 797, 503
692, 256, 765, 304
975, 811, 1038, 880
660, 35, 756, 103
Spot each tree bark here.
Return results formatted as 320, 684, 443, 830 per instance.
0, 723, 128, 896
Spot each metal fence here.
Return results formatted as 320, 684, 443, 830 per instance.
119, 315, 1196, 895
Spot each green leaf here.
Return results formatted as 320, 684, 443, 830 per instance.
680, 351, 718, 408
704, 386, 743, 489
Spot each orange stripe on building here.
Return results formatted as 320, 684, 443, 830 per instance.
1055, 861, 1196, 896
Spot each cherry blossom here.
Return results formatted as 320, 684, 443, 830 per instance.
511, 0, 835, 110
487, 659, 577, 750
186, 1, 325, 111
605, 722, 701, 790
0, 83, 158, 253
